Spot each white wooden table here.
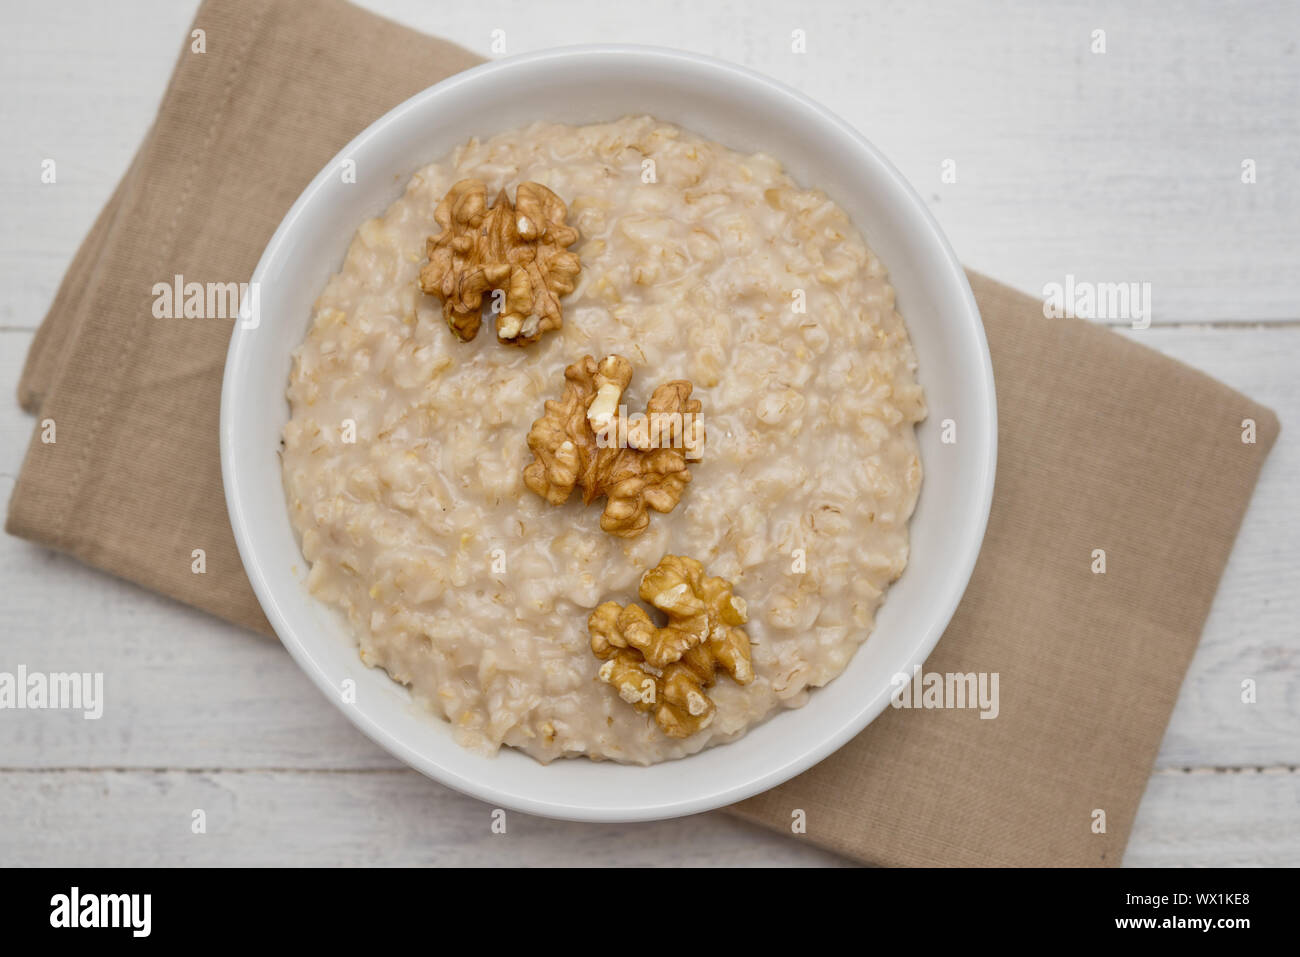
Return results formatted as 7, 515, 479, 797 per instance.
2, 0, 1296, 866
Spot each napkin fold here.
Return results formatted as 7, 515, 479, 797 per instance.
8, 0, 1279, 866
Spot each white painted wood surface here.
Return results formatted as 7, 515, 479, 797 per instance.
1, 0, 1295, 866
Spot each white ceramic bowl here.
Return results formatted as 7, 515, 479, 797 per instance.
221, 45, 996, 822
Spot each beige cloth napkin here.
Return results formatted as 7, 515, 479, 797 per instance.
8, 0, 1279, 866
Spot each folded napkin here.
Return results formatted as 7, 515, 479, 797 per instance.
9, 0, 1279, 866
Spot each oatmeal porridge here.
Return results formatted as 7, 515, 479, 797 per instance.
281, 115, 926, 765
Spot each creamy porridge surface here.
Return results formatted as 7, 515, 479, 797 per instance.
282, 115, 926, 764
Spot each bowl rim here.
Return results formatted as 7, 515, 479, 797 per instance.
220, 43, 998, 822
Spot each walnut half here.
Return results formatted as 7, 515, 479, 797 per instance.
418, 179, 581, 346
522, 355, 705, 537
588, 555, 752, 738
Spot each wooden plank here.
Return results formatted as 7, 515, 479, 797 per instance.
1126, 768, 1300, 867
2, 0, 1298, 328
0, 326, 1295, 771
0, 766, 1291, 866
0, 769, 845, 866
0, 0, 199, 329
